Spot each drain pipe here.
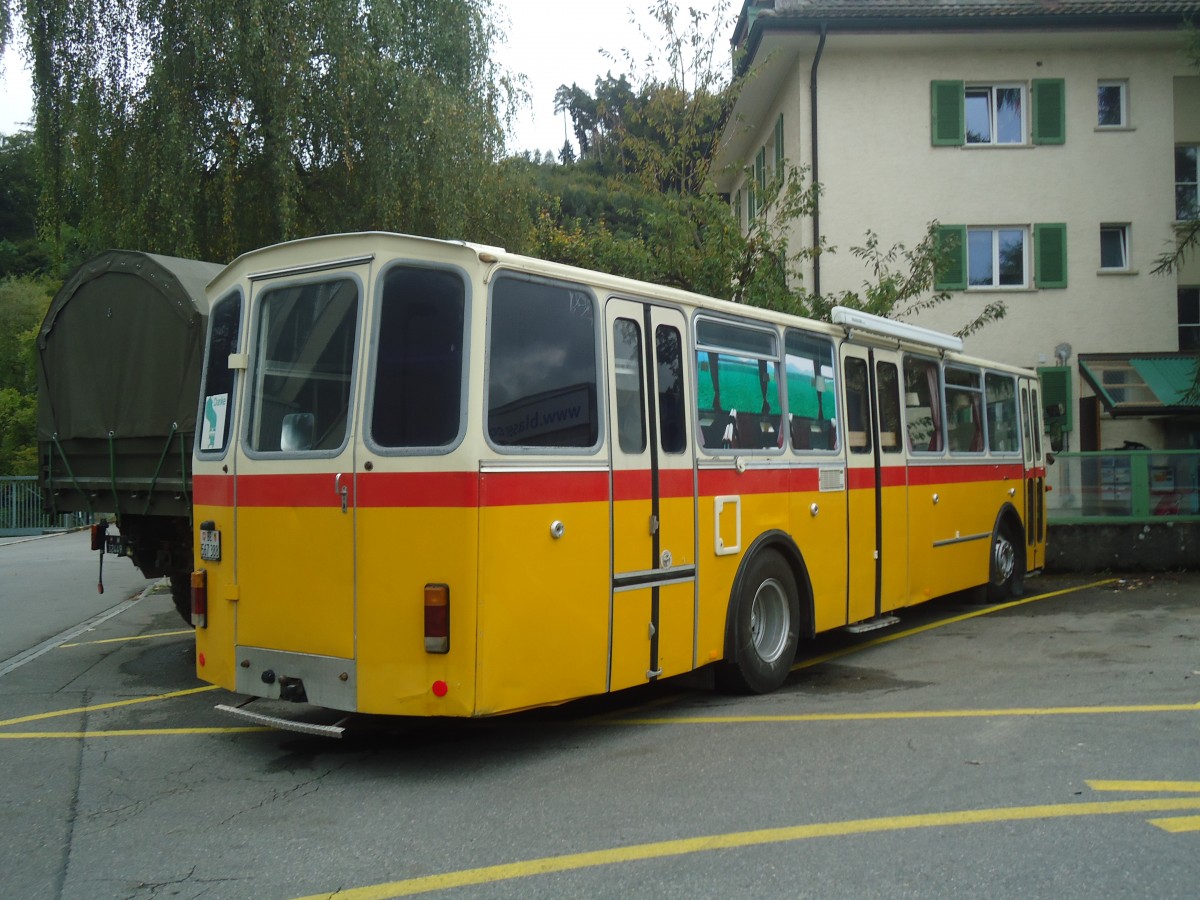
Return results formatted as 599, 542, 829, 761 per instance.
810, 24, 827, 299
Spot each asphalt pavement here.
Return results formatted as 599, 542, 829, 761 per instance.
0, 556, 1198, 899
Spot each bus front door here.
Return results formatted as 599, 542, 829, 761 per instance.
232, 271, 364, 707
605, 299, 697, 691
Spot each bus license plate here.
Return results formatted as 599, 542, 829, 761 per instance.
200, 528, 221, 561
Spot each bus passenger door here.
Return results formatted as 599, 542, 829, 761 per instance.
839, 345, 907, 623
606, 299, 697, 691
1021, 380, 1046, 573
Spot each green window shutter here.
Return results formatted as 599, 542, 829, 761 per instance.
1035, 222, 1068, 288
755, 146, 766, 191
934, 224, 967, 290
734, 189, 743, 230
1032, 79, 1066, 145
774, 114, 785, 171
1037, 366, 1073, 433
931, 81, 964, 146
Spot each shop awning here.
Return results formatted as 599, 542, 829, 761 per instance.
1078, 353, 1200, 417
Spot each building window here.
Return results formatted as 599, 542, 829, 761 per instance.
1176, 146, 1199, 220
1097, 80, 1127, 127
1099, 224, 1129, 270
1180, 287, 1200, 351
932, 79, 1063, 146
968, 227, 1028, 287
966, 85, 1024, 144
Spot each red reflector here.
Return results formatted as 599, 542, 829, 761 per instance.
432, 680, 448, 698
424, 583, 449, 653
191, 570, 208, 629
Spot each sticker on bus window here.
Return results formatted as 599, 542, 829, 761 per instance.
201, 394, 228, 450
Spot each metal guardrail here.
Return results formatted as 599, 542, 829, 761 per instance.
1046, 449, 1200, 524
0, 476, 84, 536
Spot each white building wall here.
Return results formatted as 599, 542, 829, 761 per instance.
810, 34, 1187, 375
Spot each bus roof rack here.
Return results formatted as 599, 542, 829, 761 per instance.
831, 306, 964, 353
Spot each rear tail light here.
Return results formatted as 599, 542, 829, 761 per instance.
191, 570, 208, 628
424, 583, 449, 653
90, 520, 107, 552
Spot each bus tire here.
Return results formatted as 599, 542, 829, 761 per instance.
986, 523, 1024, 602
169, 573, 194, 627
717, 550, 799, 694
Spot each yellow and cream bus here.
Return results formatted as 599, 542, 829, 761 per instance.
190, 232, 1046, 733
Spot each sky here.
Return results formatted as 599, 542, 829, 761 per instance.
0, 0, 734, 155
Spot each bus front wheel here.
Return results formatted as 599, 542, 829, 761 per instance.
718, 550, 799, 694
986, 524, 1025, 601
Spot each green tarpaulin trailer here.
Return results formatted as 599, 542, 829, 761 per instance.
37, 250, 223, 619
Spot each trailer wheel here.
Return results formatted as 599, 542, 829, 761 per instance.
717, 550, 799, 694
986, 524, 1025, 602
169, 574, 194, 626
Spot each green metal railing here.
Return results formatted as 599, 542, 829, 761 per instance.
1046, 450, 1200, 524
0, 476, 83, 536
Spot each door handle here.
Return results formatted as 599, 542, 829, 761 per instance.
334, 473, 349, 513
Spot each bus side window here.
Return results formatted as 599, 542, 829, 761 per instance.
904, 356, 944, 453
694, 318, 781, 451
487, 276, 599, 449
656, 325, 686, 454
985, 372, 1019, 453
945, 365, 984, 453
370, 266, 466, 449
876, 361, 902, 453
784, 329, 838, 453
843, 357, 872, 454
613, 318, 646, 454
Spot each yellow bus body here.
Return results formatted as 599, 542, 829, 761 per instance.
191, 232, 1047, 720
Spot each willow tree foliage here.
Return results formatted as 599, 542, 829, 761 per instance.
17, 0, 513, 262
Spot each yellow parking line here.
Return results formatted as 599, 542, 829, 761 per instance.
59, 629, 192, 648
794, 578, 1120, 671
0, 685, 220, 728
289, 796, 1200, 900
0, 726, 271, 738
602, 700, 1200, 726
1147, 815, 1200, 833
1088, 780, 1200, 793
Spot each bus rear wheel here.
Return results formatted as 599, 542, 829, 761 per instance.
718, 550, 799, 694
986, 524, 1024, 601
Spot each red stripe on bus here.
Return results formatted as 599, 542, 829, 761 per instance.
357, 472, 479, 508
699, 467, 792, 496
613, 469, 651, 502
908, 463, 1025, 485
235, 473, 338, 507
659, 468, 696, 499
194, 474, 234, 507
196, 460, 1036, 510
479, 469, 610, 506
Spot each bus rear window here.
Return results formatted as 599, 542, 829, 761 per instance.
487, 276, 599, 449
248, 278, 358, 454
370, 266, 466, 449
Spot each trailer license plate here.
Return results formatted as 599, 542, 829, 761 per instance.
200, 529, 221, 561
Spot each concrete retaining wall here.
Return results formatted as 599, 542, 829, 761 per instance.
1046, 523, 1199, 573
